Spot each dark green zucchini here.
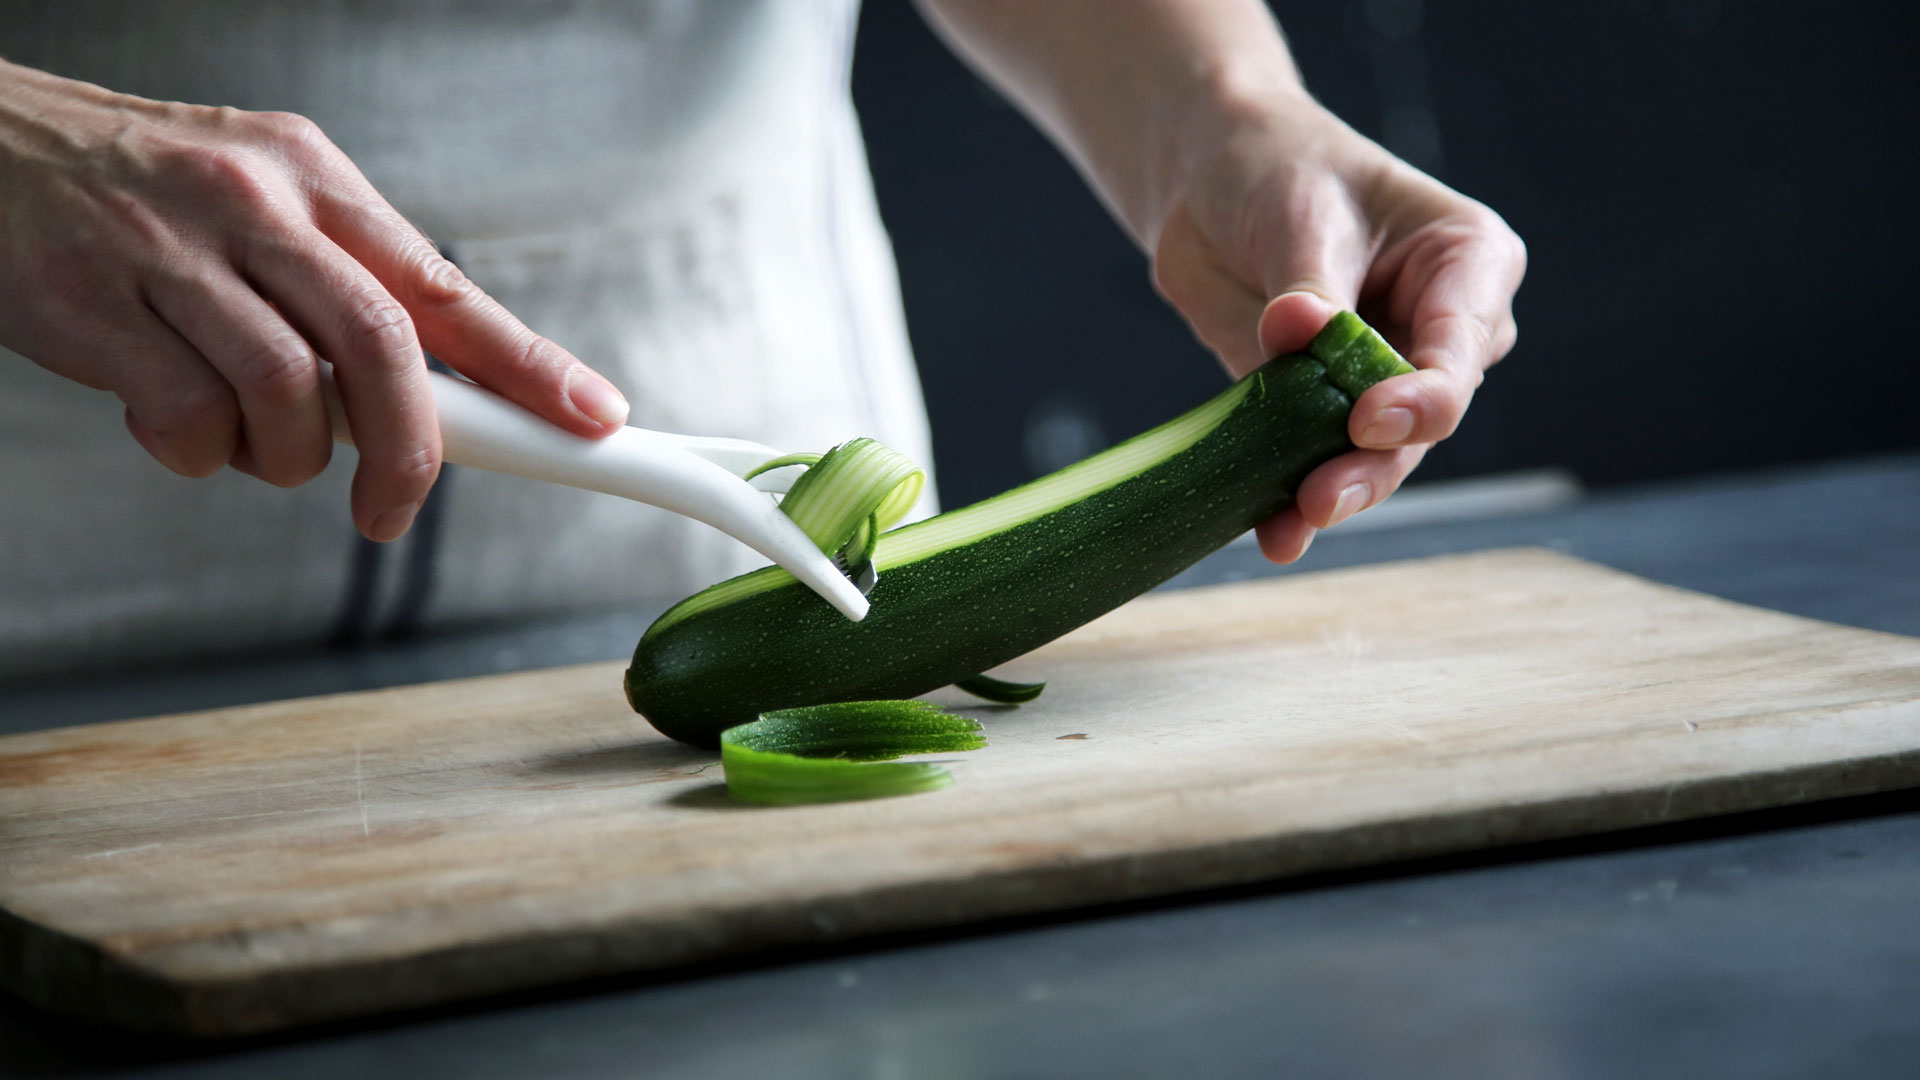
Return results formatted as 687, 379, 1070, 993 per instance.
626, 312, 1412, 746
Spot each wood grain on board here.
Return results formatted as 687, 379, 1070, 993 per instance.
3, 548, 1917, 1035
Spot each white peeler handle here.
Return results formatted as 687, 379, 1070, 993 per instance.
322, 367, 869, 621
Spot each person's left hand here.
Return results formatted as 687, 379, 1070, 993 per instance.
1150, 92, 1526, 562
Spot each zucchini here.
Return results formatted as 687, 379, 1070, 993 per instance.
626, 312, 1413, 747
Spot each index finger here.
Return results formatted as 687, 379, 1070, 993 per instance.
1352, 216, 1525, 448
313, 188, 628, 437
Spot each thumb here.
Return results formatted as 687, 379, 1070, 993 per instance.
1257, 290, 1345, 359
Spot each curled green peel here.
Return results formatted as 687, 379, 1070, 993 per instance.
765, 437, 924, 579
720, 701, 987, 805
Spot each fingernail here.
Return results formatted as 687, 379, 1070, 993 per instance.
1360, 407, 1414, 446
1329, 483, 1370, 527
567, 369, 629, 427
370, 502, 419, 543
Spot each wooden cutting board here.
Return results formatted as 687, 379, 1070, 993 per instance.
4, 548, 1918, 1036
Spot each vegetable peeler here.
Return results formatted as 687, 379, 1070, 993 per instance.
320, 367, 871, 621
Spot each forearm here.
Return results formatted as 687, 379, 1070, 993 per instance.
912, 0, 1313, 245
0, 59, 143, 169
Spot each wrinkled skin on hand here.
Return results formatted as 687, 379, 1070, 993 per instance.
0, 60, 629, 541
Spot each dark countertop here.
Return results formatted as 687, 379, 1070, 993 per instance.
4, 453, 1918, 1079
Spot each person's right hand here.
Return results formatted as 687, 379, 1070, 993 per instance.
0, 60, 630, 541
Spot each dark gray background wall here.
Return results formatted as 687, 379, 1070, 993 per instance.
852, 0, 1920, 506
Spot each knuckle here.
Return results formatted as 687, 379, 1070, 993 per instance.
403, 243, 476, 307
252, 110, 332, 157
1495, 317, 1519, 361
1504, 226, 1528, 271
160, 380, 239, 435
514, 331, 569, 378
385, 443, 441, 495
1459, 202, 1505, 233
1474, 206, 1525, 260
343, 292, 418, 361
233, 333, 317, 406
1429, 216, 1487, 253
1463, 204, 1528, 270
1148, 253, 1186, 306
169, 143, 277, 209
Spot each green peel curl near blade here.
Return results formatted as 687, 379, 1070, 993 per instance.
751, 438, 924, 582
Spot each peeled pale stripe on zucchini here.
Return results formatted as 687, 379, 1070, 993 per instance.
627, 311, 1414, 747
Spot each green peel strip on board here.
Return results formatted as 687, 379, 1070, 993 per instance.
720, 701, 987, 805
